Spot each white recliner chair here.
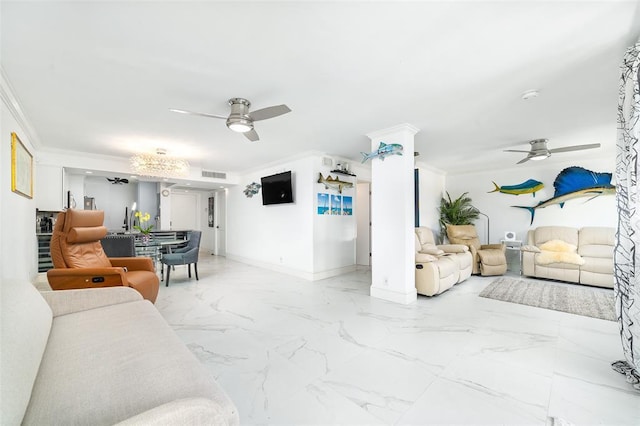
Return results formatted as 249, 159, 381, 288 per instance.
415, 227, 473, 283
414, 228, 473, 296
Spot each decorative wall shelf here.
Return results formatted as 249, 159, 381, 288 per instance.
330, 169, 356, 177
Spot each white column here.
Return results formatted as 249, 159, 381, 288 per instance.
366, 123, 419, 304
159, 182, 172, 230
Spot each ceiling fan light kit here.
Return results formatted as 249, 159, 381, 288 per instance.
227, 121, 253, 133
529, 153, 550, 161
170, 97, 291, 142
226, 98, 254, 133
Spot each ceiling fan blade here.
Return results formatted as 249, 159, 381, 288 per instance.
249, 104, 291, 121
244, 129, 260, 142
517, 157, 531, 164
504, 149, 532, 153
548, 143, 601, 154
169, 108, 227, 120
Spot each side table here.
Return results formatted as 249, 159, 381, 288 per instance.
500, 239, 523, 274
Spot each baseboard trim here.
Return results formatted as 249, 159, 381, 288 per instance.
312, 265, 357, 281
225, 254, 356, 281
370, 285, 417, 304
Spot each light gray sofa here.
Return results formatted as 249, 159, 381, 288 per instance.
1, 279, 239, 425
521, 226, 614, 288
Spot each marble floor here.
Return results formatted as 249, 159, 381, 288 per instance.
155, 255, 640, 425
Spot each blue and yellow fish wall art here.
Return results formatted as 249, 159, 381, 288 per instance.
512, 166, 615, 224
488, 179, 544, 197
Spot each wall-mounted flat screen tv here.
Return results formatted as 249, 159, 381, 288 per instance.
261, 171, 294, 205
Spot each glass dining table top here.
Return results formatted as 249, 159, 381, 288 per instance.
135, 239, 187, 248
134, 238, 188, 259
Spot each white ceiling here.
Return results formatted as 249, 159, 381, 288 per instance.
2, 1, 639, 176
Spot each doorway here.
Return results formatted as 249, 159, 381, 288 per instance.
356, 182, 371, 266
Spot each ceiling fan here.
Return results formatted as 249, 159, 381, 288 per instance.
504, 139, 601, 164
106, 177, 129, 185
169, 98, 291, 142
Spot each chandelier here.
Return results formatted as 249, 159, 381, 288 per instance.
130, 148, 190, 178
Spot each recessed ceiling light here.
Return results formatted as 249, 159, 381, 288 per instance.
522, 90, 539, 100
219, 186, 224, 188
85, 171, 93, 174
186, 183, 191, 186
163, 178, 168, 182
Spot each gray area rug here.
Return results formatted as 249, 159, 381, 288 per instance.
480, 277, 615, 321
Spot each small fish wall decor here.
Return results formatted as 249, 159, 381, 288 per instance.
512, 166, 615, 224
318, 173, 354, 194
243, 182, 261, 198
360, 141, 403, 163
489, 179, 544, 197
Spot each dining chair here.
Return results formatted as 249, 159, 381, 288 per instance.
161, 230, 202, 287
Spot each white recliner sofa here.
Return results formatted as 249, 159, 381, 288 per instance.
414, 227, 473, 296
521, 226, 614, 288
1, 279, 239, 425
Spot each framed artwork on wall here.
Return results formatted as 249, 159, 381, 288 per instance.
317, 193, 329, 215
342, 196, 353, 216
11, 132, 33, 199
331, 194, 342, 215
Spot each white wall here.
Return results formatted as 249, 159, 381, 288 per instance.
66, 173, 85, 209
226, 157, 315, 277
1, 94, 38, 280
35, 164, 64, 211
445, 157, 616, 244
313, 156, 357, 276
416, 164, 446, 238
137, 181, 158, 227
159, 182, 172, 230
226, 154, 357, 280
84, 176, 137, 231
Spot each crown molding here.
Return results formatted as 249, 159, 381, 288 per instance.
0, 67, 43, 150
366, 123, 420, 140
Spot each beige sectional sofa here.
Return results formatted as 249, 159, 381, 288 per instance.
414, 227, 473, 296
1, 280, 239, 425
521, 226, 614, 288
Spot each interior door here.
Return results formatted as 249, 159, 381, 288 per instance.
170, 192, 198, 230
214, 190, 226, 256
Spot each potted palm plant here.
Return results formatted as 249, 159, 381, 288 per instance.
438, 192, 479, 243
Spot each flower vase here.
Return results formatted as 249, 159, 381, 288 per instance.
141, 233, 151, 246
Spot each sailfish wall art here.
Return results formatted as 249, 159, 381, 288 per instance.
512, 166, 615, 224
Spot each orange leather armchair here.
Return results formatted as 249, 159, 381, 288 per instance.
47, 209, 160, 303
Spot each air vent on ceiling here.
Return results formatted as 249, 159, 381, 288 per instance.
202, 170, 227, 179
